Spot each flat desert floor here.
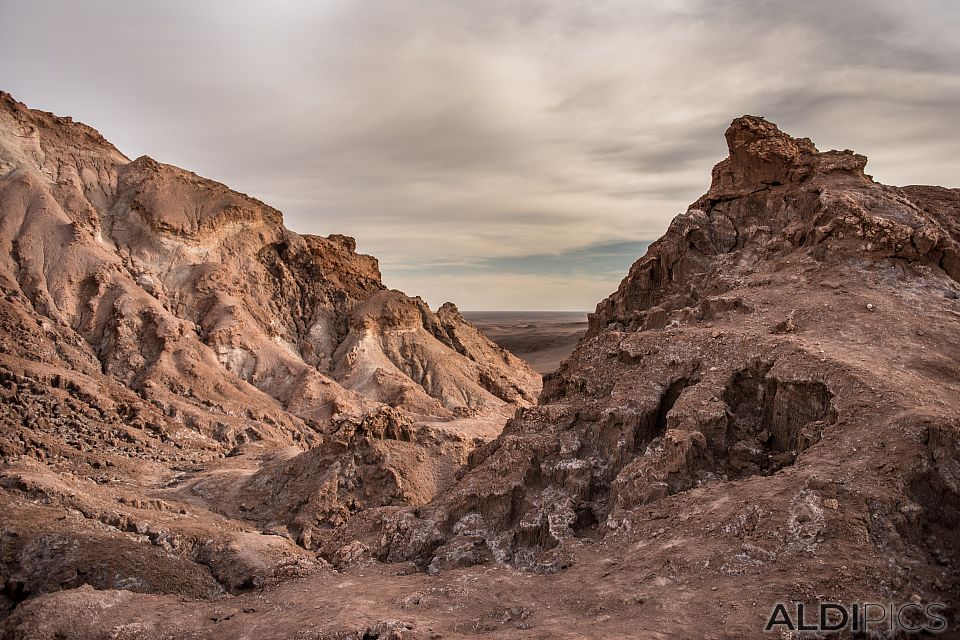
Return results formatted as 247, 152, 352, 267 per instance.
463, 311, 588, 374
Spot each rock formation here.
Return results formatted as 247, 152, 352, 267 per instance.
317, 115, 960, 616
0, 91, 538, 619
1, 98, 958, 638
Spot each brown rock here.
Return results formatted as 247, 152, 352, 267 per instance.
0, 91, 539, 613
2, 100, 959, 638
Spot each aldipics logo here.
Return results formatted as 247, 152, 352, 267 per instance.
764, 602, 948, 634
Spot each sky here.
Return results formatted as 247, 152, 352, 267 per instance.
1, 1, 958, 310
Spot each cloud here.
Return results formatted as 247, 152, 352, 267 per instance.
383, 239, 650, 309
1, 0, 957, 309
385, 271, 633, 313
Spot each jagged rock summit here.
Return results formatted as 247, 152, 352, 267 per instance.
592, 115, 959, 336
1, 107, 958, 638
699, 115, 867, 204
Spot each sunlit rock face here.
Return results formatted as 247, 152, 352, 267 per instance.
0, 91, 540, 614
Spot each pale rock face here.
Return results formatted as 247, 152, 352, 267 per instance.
0, 91, 540, 440
330, 291, 539, 416
0, 91, 540, 614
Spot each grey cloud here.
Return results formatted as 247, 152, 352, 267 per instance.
1, 0, 957, 309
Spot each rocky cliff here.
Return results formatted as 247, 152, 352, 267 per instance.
319, 116, 960, 619
0, 92, 539, 616
0, 91, 539, 440
1, 104, 958, 638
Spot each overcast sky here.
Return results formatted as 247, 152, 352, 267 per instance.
1, 1, 957, 310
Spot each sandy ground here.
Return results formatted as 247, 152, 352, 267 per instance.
462, 312, 588, 373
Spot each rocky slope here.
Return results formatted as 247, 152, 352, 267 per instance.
0, 91, 539, 618
0, 91, 539, 434
315, 116, 960, 618
1, 102, 958, 638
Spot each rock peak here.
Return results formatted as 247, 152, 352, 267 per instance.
699, 116, 867, 205
724, 115, 817, 155
723, 116, 823, 178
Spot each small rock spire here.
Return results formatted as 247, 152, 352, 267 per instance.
698, 115, 868, 205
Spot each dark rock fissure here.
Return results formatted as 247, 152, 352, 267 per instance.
723, 362, 835, 477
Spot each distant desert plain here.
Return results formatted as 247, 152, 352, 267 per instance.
462, 311, 588, 373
